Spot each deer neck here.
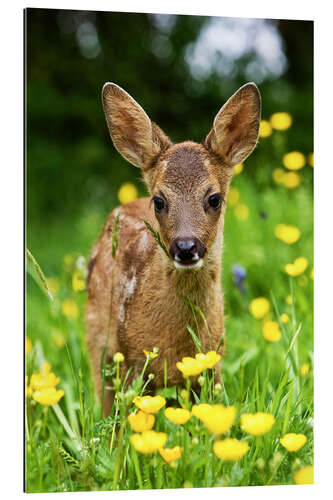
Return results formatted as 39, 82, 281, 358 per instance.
151, 223, 224, 311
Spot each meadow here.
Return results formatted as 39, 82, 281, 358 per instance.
25, 116, 314, 492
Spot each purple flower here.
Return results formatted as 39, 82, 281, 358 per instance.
232, 264, 247, 293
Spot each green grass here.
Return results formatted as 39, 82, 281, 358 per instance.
25, 166, 313, 492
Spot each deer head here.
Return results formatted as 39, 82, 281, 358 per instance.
102, 83, 261, 270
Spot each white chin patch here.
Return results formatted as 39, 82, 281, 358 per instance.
174, 259, 203, 270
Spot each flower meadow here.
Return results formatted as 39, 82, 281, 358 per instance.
26, 113, 313, 492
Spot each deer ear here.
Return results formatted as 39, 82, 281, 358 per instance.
204, 83, 261, 167
102, 83, 172, 169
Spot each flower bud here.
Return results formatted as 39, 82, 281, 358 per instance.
113, 352, 124, 363
198, 376, 205, 387
180, 389, 188, 400
125, 389, 136, 405
292, 458, 301, 470
256, 458, 265, 471
148, 373, 155, 380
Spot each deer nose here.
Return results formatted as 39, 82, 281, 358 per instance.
170, 237, 205, 263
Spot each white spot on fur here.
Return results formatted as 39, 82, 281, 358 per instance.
126, 275, 137, 297
139, 230, 149, 251
118, 303, 125, 324
118, 270, 137, 325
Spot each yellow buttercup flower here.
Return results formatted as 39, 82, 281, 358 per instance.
294, 465, 314, 485
64, 254, 74, 268
165, 407, 191, 425
308, 153, 314, 167
272, 168, 286, 184
25, 376, 33, 398
130, 430, 167, 454
192, 404, 236, 435
300, 363, 310, 376
249, 297, 270, 319
72, 269, 86, 292
118, 182, 138, 204
52, 331, 66, 348
234, 163, 243, 175
285, 257, 308, 277
42, 361, 51, 374
310, 268, 314, 280
159, 446, 182, 464
280, 433, 307, 452
195, 351, 221, 369
61, 299, 79, 319
128, 410, 155, 432
30, 371, 60, 391
113, 352, 124, 363
286, 295, 293, 305
283, 151, 306, 171
33, 387, 65, 406
134, 395, 166, 414
270, 112, 292, 131
213, 438, 249, 461
283, 172, 301, 189
26, 337, 32, 355
192, 403, 212, 420
259, 120, 272, 138
176, 356, 206, 377
275, 224, 301, 244
262, 321, 281, 342
240, 412, 275, 436
228, 187, 240, 206
234, 203, 249, 221
280, 313, 289, 324
143, 349, 158, 359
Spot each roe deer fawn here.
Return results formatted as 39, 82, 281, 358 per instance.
86, 82, 261, 414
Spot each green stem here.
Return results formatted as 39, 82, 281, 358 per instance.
204, 431, 211, 487
131, 447, 143, 489
25, 403, 30, 442
112, 419, 126, 490
109, 401, 119, 454
266, 452, 286, 485
52, 403, 77, 442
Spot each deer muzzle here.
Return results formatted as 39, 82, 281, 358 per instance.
169, 237, 206, 270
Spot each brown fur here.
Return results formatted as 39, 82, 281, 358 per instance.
86, 83, 261, 415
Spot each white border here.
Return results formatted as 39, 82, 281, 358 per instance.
1, 1, 332, 499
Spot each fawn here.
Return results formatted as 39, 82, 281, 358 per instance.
86, 82, 261, 414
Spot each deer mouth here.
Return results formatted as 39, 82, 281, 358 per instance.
174, 255, 204, 270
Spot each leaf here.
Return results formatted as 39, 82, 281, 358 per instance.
155, 386, 178, 399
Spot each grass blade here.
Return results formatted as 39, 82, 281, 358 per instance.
26, 248, 53, 301
186, 325, 202, 352
143, 219, 170, 258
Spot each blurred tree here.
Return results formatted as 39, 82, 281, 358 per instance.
26, 9, 313, 228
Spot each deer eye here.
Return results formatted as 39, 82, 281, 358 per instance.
153, 196, 165, 212
208, 193, 222, 209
